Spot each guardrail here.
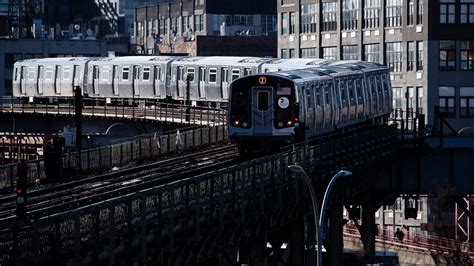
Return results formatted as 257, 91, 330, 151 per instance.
344, 225, 474, 257
0, 96, 227, 127
0, 125, 229, 191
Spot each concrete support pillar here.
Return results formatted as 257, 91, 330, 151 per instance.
238, 239, 250, 264
249, 237, 266, 266
329, 202, 344, 266
362, 197, 376, 264
289, 220, 304, 266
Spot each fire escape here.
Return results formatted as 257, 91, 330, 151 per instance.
7, 0, 33, 38
96, 0, 119, 34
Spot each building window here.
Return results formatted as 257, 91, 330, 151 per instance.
386, 0, 402, 27
301, 48, 317, 58
417, 41, 424, 71
323, 47, 337, 60
364, 43, 380, 63
461, 0, 474, 23
364, 0, 380, 29
417, 87, 424, 114
281, 12, 289, 35
342, 0, 359, 31
460, 87, 474, 117
195, 14, 204, 32
408, 42, 415, 71
440, 0, 456, 24
393, 87, 402, 111
289, 49, 295, 58
408, 0, 415, 25
386, 42, 403, 72
343, 45, 358, 60
461, 41, 474, 70
322, 2, 338, 31
289, 12, 296, 34
281, 49, 289, 59
261, 15, 277, 34
417, 0, 424, 24
439, 40, 456, 71
301, 4, 317, 33
439, 86, 456, 116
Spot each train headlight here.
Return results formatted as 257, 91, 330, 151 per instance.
242, 121, 249, 128
278, 122, 284, 128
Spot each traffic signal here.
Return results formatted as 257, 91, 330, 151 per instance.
16, 161, 28, 219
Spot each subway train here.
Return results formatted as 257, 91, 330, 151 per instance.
12, 56, 334, 106
227, 60, 392, 153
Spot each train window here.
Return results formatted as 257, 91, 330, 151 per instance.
63, 68, 71, 80
355, 78, 363, 101
244, 68, 252, 76
209, 68, 217, 83
143, 67, 150, 81
102, 66, 110, 81
122, 67, 130, 80
306, 87, 313, 109
45, 68, 53, 80
232, 69, 240, 81
177, 66, 184, 81
316, 84, 321, 107
340, 80, 347, 103
325, 82, 331, 105
348, 79, 355, 104
187, 68, 195, 82
27, 69, 35, 81
257, 91, 269, 111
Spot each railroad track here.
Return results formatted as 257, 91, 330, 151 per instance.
0, 143, 239, 223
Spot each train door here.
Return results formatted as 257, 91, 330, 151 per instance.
323, 80, 333, 128
37, 66, 44, 94
112, 65, 119, 96
153, 66, 161, 98
198, 67, 206, 99
133, 65, 140, 97
304, 85, 314, 137
176, 66, 185, 99
314, 82, 323, 130
20, 66, 26, 94
221, 67, 229, 99
92, 65, 99, 95
332, 79, 341, 125
186, 67, 195, 101
72, 65, 79, 90
252, 87, 273, 135
54, 65, 61, 94
354, 77, 364, 118
368, 75, 377, 116
142, 66, 151, 98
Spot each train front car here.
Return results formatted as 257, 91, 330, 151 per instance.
228, 74, 302, 154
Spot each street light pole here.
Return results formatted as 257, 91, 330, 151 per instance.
288, 164, 352, 266
288, 164, 320, 266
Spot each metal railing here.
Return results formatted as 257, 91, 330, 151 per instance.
0, 125, 228, 191
344, 225, 474, 257
0, 96, 227, 127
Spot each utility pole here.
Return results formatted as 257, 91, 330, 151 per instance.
74, 86, 83, 174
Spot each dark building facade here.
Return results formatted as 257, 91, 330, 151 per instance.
131, 0, 277, 57
278, 0, 474, 130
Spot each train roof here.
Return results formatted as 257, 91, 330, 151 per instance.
88, 56, 180, 64
16, 57, 93, 65
262, 58, 334, 68
256, 61, 388, 82
172, 56, 271, 66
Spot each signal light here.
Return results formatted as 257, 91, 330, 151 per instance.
233, 120, 240, 126
287, 120, 293, 126
294, 117, 299, 122
16, 188, 23, 194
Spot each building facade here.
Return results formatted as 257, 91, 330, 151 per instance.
131, 0, 277, 56
278, 0, 474, 130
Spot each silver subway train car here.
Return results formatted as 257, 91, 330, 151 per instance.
228, 61, 392, 154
